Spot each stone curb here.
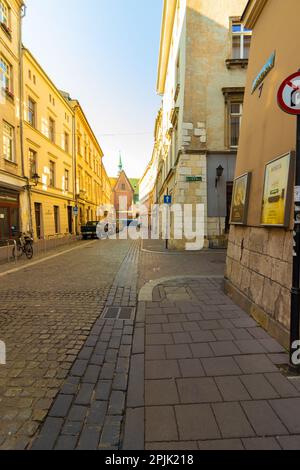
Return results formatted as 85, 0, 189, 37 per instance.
139, 275, 224, 302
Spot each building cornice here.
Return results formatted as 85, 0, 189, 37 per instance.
23, 48, 75, 115
68, 100, 104, 158
156, 0, 177, 95
242, 0, 268, 29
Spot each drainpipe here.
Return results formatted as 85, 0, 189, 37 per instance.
19, 4, 32, 234
73, 106, 78, 235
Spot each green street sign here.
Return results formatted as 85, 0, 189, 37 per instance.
186, 176, 203, 182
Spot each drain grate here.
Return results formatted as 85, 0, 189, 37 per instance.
102, 306, 136, 320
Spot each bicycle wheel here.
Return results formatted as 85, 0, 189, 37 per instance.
12, 245, 23, 259
25, 243, 33, 260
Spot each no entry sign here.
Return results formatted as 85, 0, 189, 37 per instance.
278, 72, 300, 115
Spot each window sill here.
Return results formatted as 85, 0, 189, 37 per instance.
4, 158, 17, 166
0, 22, 12, 39
2, 88, 15, 102
27, 121, 37, 130
226, 58, 248, 69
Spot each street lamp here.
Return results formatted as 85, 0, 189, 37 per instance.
215, 165, 224, 188
31, 173, 40, 187
23, 173, 40, 190
215, 165, 225, 239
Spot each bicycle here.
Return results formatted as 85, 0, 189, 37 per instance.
12, 233, 34, 260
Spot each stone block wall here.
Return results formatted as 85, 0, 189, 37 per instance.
181, 122, 207, 150
226, 225, 292, 331
168, 153, 209, 251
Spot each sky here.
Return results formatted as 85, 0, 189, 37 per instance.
23, 0, 163, 179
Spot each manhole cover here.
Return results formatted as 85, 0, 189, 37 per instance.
102, 306, 136, 320
104, 307, 119, 319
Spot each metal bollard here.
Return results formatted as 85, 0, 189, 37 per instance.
13, 240, 17, 264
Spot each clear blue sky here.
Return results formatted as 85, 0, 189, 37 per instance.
23, 0, 162, 179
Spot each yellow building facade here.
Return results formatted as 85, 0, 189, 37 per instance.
1, 3, 112, 244
0, 0, 28, 241
22, 49, 75, 240
102, 164, 112, 208
65, 96, 107, 230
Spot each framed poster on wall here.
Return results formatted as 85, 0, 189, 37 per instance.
261, 152, 294, 227
230, 173, 251, 225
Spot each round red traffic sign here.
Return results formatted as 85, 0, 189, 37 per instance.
278, 72, 300, 115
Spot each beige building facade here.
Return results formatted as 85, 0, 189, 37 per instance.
139, 110, 162, 218
22, 49, 75, 240
0, 0, 27, 240
226, 0, 300, 348
154, 0, 249, 249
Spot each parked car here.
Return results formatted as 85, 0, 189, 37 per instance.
81, 221, 99, 240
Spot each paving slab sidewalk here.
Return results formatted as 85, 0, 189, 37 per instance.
135, 278, 300, 451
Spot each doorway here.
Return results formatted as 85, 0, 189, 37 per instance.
0, 204, 19, 240
34, 203, 42, 239
67, 206, 73, 234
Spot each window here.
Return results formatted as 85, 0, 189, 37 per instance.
3, 121, 14, 162
29, 149, 37, 178
28, 97, 36, 127
121, 184, 126, 191
0, 56, 12, 94
49, 117, 55, 143
64, 169, 69, 192
232, 22, 252, 60
49, 161, 55, 187
54, 206, 60, 234
0, 1, 10, 30
33, 75, 36, 85
64, 132, 69, 153
230, 103, 243, 148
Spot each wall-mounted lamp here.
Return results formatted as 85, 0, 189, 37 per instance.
23, 173, 40, 190
215, 165, 224, 188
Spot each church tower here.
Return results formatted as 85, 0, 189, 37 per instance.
118, 152, 123, 175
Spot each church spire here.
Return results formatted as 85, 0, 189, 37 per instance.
118, 152, 123, 175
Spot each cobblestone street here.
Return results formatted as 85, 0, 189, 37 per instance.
0, 239, 133, 449
1, 238, 300, 450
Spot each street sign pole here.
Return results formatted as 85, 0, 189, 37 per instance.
290, 113, 300, 371
166, 189, 169, 250
278, 72, 300, 371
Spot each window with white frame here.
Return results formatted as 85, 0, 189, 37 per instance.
64, 132, 69, 153
0, 56, 12, 93
49, 117, 55, 143
49, 161, 55, 187
0, 0, 9, 27
29, 149, 37, 178
232, 22, 252, 60
28, 97, 36, 127
3, 121, 14, 162
230, 103, 243, 148
64, 169, 69, 192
